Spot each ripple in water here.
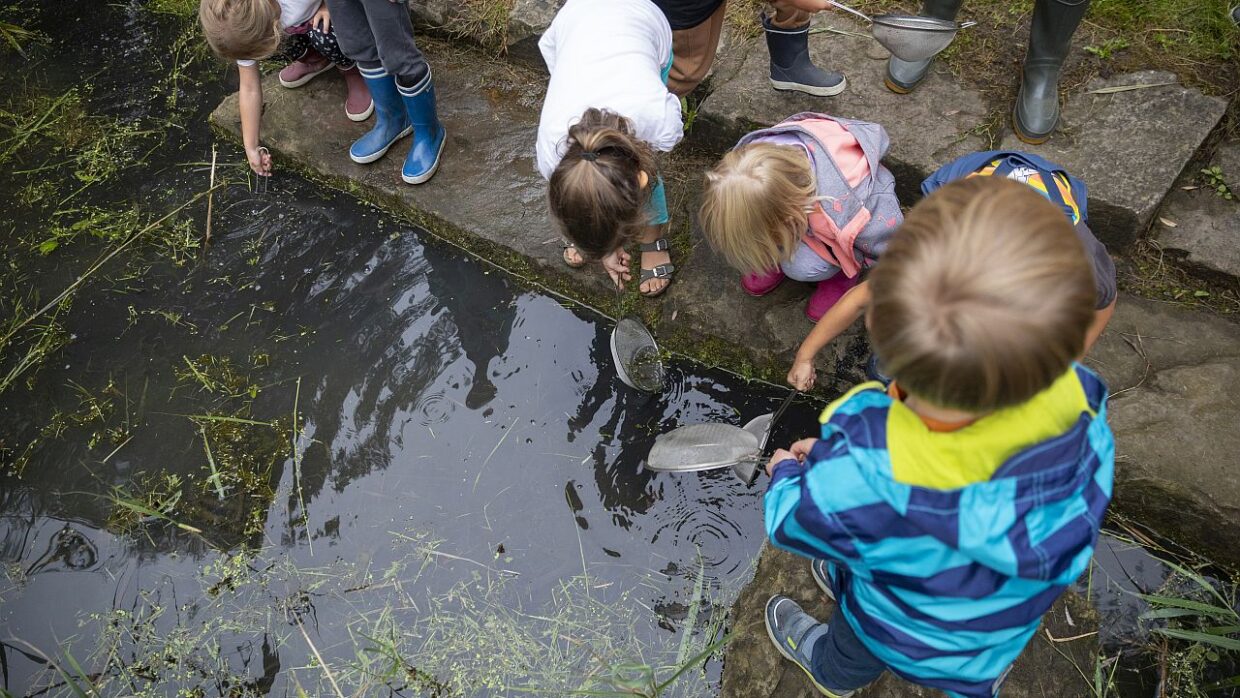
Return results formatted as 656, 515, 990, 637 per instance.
651, 490, 747, 577
414, 390, 452, 426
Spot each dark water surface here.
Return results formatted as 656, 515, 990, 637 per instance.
0, 2, 1213, 696
0, 3, 818, 695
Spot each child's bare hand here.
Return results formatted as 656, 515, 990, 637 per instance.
766, 448, 798, 476
788, 359, 816, 391
246, 146, 272, 176
312, 3, 331, 33
601, 248, 632, 290
790, 438, 819, 461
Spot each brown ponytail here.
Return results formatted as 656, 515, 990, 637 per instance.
547, 108, 657, 260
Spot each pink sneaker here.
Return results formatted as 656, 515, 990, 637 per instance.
341, 66, 374, 122
278, 50, 333, 88
741, 267, 786, 296
806, 273, 860, 322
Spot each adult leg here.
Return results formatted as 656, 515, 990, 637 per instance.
1012, 0, 1090, 144
884, 0, 964, 93
327, 0, 412, 163
667, 1, 727, 97
765, 0, 845, 96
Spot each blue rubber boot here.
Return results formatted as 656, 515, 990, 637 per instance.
397, 69, 446, 185
348, 66, 412, 165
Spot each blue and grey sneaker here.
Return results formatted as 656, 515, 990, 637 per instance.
765, 595, 855, 697
810, 559, 837, 601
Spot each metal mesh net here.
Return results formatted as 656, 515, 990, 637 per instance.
610, 317, 665, 392
646, 423, 760, 472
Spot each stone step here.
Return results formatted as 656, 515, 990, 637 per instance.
1153, 139, 1240, 287
694, 16, 1228, 248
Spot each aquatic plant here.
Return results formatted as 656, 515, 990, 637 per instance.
1139, 559, 1240, 696
14, 528, 735, 697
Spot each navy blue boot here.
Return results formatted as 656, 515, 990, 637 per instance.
397, 69, 446, 185
349, 66, 412, 165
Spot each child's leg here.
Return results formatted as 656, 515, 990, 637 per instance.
306, 25, 354, 68
781, 244, 856, 322
307, 23, 372, 121
638, 176, 674, 297
277, 33, 334, 89
809, 606, 887, 692
780, 243, 837, 283
329, 0, 428, 87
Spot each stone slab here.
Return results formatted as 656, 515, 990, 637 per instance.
698, 24, 1227, 246
999, 71, 1228, 247
1155, 139, 1240, 285
694, 16, 991, 205
1085, 294, 1240, 566
721, 545, 1100, 698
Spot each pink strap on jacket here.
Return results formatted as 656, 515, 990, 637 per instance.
797, 118, 871, 278
805, 204, 868, 278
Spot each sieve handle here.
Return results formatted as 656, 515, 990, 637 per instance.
827, 0, 873, 23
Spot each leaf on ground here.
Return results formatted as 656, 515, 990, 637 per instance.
1159, 217, 1177, 228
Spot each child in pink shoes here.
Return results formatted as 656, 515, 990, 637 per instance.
200, 0, 372, 175
699, 113, 902, 322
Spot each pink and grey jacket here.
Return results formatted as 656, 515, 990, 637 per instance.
737, 112, 903, 277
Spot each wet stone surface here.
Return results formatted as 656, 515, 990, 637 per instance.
997, 70, 1227, 248
1155, 139, 1240, 285
1085, 295, 1240, 567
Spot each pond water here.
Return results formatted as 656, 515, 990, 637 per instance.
0, 2, 1224, 696
0, 3, 820, 695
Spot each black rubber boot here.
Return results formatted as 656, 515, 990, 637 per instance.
1013, 0, 1091, 144
764, 14, 846, 97
884, 0, 963, 94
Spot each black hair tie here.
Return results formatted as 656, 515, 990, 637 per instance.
580, 151, 598, 162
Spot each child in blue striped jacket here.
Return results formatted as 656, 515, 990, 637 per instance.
761, 176, 1115, 698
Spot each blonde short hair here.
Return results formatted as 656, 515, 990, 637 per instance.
699, 143, 815, 275
867, 177, 1096, 411
200, 0, 282, 62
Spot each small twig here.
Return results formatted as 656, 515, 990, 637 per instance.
205, 146, 216, 245
294, 617, 345, 698
1, 183, 226, 344
1108, 332, 1152, 399
1044, 629, 1099, 643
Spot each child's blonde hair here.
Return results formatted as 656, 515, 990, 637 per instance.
699, 143, 815, 275
199, 0, 282, 62
867, 177, 1095, 412
548, 108, 657, 260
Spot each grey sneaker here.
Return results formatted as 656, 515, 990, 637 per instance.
810, 559, 837, 601
765, 595, 856, 697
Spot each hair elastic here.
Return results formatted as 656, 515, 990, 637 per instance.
580, 151, 598, 161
